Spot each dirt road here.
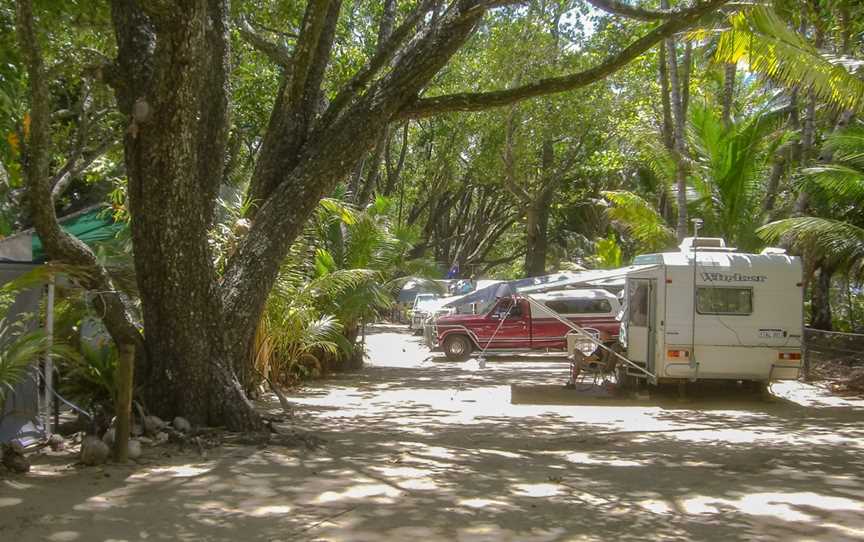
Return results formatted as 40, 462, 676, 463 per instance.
3, 325, 864, 541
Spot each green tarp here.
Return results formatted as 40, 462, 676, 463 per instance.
31, 208, 123, 262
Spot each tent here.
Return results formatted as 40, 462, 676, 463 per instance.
0, 206, 119, 445
0, 262, 46, 446
0, 205, 123, 264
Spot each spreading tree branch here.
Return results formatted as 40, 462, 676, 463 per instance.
321, 0, 440, 127
502, 108, 532, 204
399, 0, 729, 118
51, 137, 119, 200
586, 0, 698, 20
237, 17, 293, 68
288, 0, 335, 110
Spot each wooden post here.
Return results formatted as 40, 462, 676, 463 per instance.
114, 344, 135, 462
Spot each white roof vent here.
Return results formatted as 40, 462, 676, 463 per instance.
760, 247, 787, 255
679, 237, 733, 252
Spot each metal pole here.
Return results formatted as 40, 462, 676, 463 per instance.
689, 219, 702, 370
43, 273, 55, 436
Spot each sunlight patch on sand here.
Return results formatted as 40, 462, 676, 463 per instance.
0, 496, 22, 507
316, 482, 402, 504
563, 451, 643, 467
74, 495, 119, 512
250, 504, 292, 517
457, 498, 513, 510
679, 491, 864, 522
46, 531, 80, 541
131, 464, 213, 479
638, 499, 672, 514
772, 381, 864, 409
511, 483, 563, 497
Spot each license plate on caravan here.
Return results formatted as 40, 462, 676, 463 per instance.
759, 329, 786, 339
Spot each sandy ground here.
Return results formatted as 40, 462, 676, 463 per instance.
2, 324, 864, 541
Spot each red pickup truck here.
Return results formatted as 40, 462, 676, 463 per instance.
426, 289, 621, 361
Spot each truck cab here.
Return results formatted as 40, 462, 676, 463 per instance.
429, 289, 620, 361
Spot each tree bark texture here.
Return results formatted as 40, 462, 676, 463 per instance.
524, 194, 553, 277
810, 265, 834, 331
721, 62, 735, 127
523, 139, 556, 277
658, 44, 674, 150
664, 27, 689, 241
110, 0, 260, 429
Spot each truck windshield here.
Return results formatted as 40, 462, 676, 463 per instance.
493, 299, 522, 318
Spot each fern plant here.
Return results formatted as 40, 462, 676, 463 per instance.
0, 319, 76, 411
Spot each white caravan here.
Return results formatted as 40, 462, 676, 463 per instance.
616, 237, 803, 386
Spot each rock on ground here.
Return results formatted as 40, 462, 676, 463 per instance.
172, 417, 192, 432
80, 436, 110, 466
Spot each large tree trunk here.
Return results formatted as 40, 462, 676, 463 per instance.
721, 62, 735, 127
810, 265, 834, 331
662, 0, 689, 241
523, 139, 555, 277
524, 194, 552, 277
110, 0, 260, 428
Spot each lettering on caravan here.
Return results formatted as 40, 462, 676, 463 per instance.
701, 272, 768, 283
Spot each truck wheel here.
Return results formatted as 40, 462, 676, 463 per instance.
443, 335, 472, 362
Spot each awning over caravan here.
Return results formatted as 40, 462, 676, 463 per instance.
517, 265, 659, 294
441, 272, 572, 309
442, 266, 658, 309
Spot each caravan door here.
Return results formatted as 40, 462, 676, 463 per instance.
626, 279, 656, 370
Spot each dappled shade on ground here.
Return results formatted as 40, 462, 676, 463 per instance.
2, 325, 864, 541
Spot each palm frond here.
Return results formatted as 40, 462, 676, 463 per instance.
715, 7, 864, 112
0, 320, 78, 409
601, 191, 675, 252
824, 127, 864, 167
0, 323, 45, 408
758, 217, 864, 268
800, 164, 864, 203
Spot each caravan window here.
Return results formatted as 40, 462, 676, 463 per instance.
696, 287, 753, 315
545, 299, 612, 315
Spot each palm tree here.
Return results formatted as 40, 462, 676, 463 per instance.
759, 126, 864, 329
687, 100, 785, 250
249, 194, 438, 388
607, 98, 784, 254
601, 190, 675, 254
